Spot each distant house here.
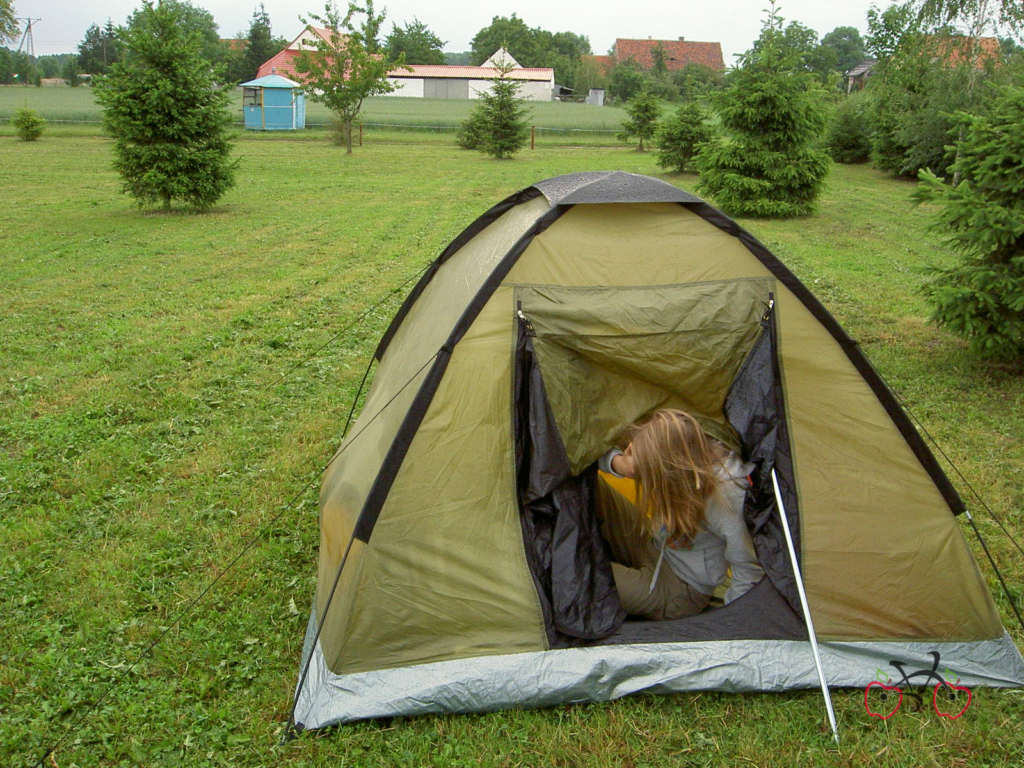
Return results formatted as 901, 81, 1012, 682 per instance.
584, 37, 725, 74
845, 60, 875, 93
930, 35, 1001, 68
388, 49, 554, 101
845, 36, 1000, 93
258, 30, 555, 101
256, 26, 333, 80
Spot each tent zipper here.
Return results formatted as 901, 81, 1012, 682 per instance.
516, 303, 535, 336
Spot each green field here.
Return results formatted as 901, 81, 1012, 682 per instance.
1, 130, 1022, 767
0, 85, 629, 138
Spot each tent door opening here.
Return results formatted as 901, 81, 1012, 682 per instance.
511, 280, 806, 648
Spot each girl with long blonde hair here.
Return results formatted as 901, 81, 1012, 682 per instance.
598, 409, 764, 621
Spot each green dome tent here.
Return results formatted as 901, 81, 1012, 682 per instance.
291, 172, 1023, 730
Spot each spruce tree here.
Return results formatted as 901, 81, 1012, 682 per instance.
914, 84, 1024, 360
95, 0, 235, 211
656, 103, 712, 173
460, 62, 530, 159
697, 2, 829, 217
618, 90, 660, 151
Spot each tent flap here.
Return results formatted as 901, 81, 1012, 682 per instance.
514, 321, 625, 643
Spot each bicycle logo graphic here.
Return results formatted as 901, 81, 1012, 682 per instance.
864, 651, 972, 720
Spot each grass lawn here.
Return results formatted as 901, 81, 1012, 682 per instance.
1, 127, 1022, 767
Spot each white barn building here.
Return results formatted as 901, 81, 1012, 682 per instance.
259, 35, 554, 102
388, 49, 555, 102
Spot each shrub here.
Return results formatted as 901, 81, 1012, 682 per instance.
655, 103, 712, 173
12, 108, 46, 141
914, 84, 1024, 360
456, 107, 488, 150
826, 91, 873, 163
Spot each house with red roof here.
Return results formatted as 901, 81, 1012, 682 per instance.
585, 37, 725, 75
258, 30, 555, 101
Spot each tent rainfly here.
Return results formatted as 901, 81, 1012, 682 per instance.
291, 171, 1024, 730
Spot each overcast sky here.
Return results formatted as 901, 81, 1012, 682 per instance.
15, 1, 899, 60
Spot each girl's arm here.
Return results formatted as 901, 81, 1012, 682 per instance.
709, 476, 764, 604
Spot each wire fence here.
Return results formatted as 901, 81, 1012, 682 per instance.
0, 115, 624, 146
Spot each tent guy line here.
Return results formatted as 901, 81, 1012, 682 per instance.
292, 171, 1024, 730
963, 510, 1024, 631
29, 263, 433, 768
872, 375, 1024, 629
901, 398, 1024, 564
286, 348, 442, 740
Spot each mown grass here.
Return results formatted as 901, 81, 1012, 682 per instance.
1, 128, 1022, 768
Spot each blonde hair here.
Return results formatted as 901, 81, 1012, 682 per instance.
628, 409, 723, 546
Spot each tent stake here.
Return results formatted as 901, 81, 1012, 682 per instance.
771, 469, 840, 745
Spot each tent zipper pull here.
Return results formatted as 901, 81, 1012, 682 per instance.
516, 308, 535, 336
762, 294, 776, 322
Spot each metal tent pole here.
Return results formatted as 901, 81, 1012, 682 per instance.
771, 468, 840, 745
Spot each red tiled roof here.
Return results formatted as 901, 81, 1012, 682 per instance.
612, 38, 725, 71
583, 55, 614, 75
930, 35, 1000, 68
257, 49, 302, 80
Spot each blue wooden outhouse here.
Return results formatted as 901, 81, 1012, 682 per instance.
240, 75, 306, 130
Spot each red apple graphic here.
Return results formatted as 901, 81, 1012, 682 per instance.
864, 681, 902, 719
933, 681, 971, 719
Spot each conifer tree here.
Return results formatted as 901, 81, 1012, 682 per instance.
697, 2, 829, 217
914, 84, 1024, 360
618, 89, 660, 151
459, 61, 530, 159
94, 0, 235, 211
656, 103, 712, 173
239, 4, 282, 82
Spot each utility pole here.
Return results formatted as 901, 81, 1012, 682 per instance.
14, 17, 41, 85
16, 17, 40, 58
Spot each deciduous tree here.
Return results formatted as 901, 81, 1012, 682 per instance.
127, 0, 224, 67
295, 2, 400, 153
820, 26, 867, 72
1, 0, 18, 43
470, 15, 590, 89
385, 17, 445, 65
94, 0, 236, 210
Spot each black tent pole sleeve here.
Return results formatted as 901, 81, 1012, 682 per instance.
353, 205, 569, 543
683, 200, 965, 516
